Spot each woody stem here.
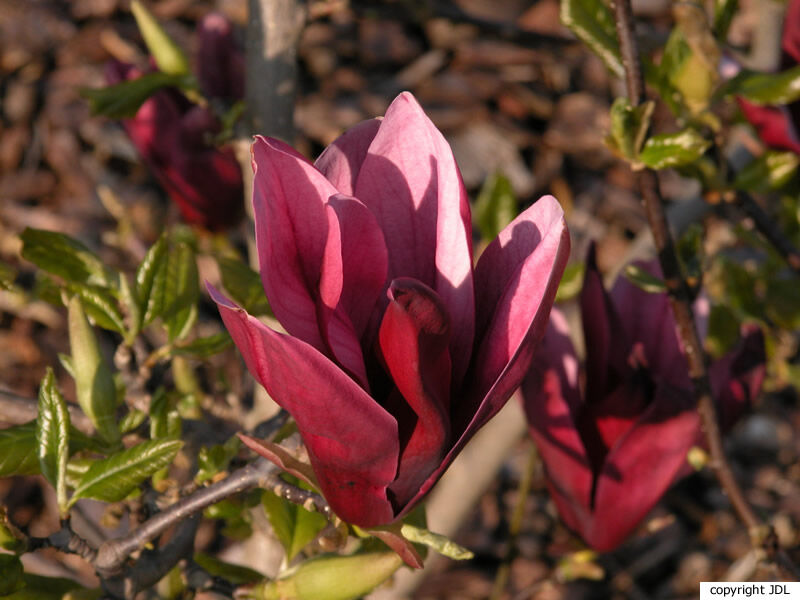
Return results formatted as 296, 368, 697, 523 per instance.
611, 0, 773, 556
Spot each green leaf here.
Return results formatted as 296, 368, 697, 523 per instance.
555, 262, 585, 303
66, 284, 126, 334
262, 481, 328, 560
119, 409, 147, 434
721, 64, 800, 105
0, 262, 17, 291
706, 303, 742, 357
171, 332, 232, 359
136, 233, 168, 328
606, 98, 654, 161
474, 173, 518, 241
68, 296, 120, 445
81, 72, 193, 119
2, 574, 85, 600
733, 151, 800, 191
670, 3, 720, 115
70, 439, 183, 505
713, 0, 738, 39
560, 0, 623, 77
20, 228, 114, 289
216, 255, 271, 316
0, 423, 39, 477
149, 388, 182, 441
193, 553, 264, 585
0, 511, 24, 554
130, 0, 190, 76
135, 231, 199, 338
638, 128, 711, 170
623, 263, 667, 293
195, 436, 240, 484
35, 369, 70, 513
399, 524, 473, 560
0, 422, 101, 479
0, 554, 25, 596
119, 275, 141, 341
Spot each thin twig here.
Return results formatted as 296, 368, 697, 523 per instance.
95, 458, 276, 575
611, 0, 786, 568
94, 456, 332, 576
28, 521, 98, 564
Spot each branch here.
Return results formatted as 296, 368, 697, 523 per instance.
610, 0, 789, 570
244, 0, 306, 141
95, 458, 277, 575
94, 456, 332, 577
27, 521, 98, 564
102, 515, 200, 599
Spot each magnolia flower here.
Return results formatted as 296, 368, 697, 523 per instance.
106, 13, 243, 230
738, 0, 800, 153
522, 248, 765, 551
210, 92, 570, 528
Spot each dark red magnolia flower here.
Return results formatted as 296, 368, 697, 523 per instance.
106, 13, 243, 230
522, 248, 765, 551
738, 0, 800, 153
209, 92, 571, 529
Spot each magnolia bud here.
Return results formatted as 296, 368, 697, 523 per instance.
243, 552, 402, 600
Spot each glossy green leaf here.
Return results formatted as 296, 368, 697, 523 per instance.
20, 228, 114, 289
560, 0, 623, 77
162, 239, 199, 341
216, 255, 271, 316
0, 262, 17, 291
70, 439, 182, 505
0, 554, 25, 596
638, 128, 711, 170
555, 262, 585, 303
734, 151, 800, 191
193, 553, 264, 585
68, 296, 120, 445
721, 64, 800, 105
0, 422, 102, 479
130, 0, 190, 76
400, 524, 473, 560
36, 368, 70, 512
606, 98, 654, 161
149, 388, 182, 441
474, 173, 518, 242
119, 409, 147, 434
66, 284, 126, 334
171, 332, 232, 359
623, 263, 667, 293
119, 275, 141, 340
670, 4, 720, 115
195, 436, 240, 484
0, 423, 39, 477
136, 233, 168, 328
262, 480, 328, 560
81, 72, 192, 119
0, 507, 25, 553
